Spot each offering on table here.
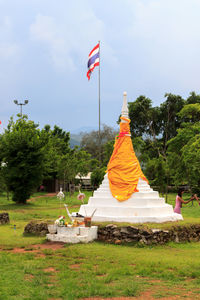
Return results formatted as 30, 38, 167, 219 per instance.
84, 217, 91, 227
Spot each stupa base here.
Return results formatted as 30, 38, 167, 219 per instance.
89, 213, 183, 223
79, 176, 183, 224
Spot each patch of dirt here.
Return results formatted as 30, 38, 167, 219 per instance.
27, 193, 57, 202
69, 264, 81, 270
10, 248, 35, 254
32, 242, 65, 250
1, 242, 65, 254
43, 267, 57, 273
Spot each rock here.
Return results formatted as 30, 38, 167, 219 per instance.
140, 229, 151, 236
152, 229, 162, 233
129, 234, 140, 241
139, 236, 148, 245
24, 221, 48, 236
124, 238, 134, 243
127, 226, 140, 234
175, 234, 179, 243
106, 224, 117, 229
113, 229, 121, 237
0, 213, 9, 224
115, 239, 122, 244
120, 227, 129, 234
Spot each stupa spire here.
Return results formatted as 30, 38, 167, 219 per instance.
121, 91, 129, 120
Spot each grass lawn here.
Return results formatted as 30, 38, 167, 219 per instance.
0, 191, 200, 299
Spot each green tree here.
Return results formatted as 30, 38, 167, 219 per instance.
0, 116, 46, 203
57, 149, 94, 191
159, 93, 185, 154
40, 124, 71, 179
186, 91, 200, 104
80, 124, 117, 164
128, 95, 161, 138
91, 167, 106, 188
167, 103, 200, 191
145, 156, 169, 198
178, 103, 200, 123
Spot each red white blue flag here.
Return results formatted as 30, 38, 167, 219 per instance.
87, 43, 99, 80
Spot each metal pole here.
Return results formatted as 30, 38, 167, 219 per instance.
20, 104, 22, 117
98, 40, 101, 165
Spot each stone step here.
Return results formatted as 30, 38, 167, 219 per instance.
97, 187, 153, 193
89, 214, 183, 223
93, 190, 159, 198
88, 196, 165, 207
79, 204, 174, 218
100, 183, 150, 189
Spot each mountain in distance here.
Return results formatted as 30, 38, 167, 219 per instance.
70, 126, 98, 148
70, 126, 98, 134
69, 124, 118, 148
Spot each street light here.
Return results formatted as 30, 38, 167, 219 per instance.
14, 99, 29, 116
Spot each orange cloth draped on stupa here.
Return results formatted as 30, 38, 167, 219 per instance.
107, 116, 148, 202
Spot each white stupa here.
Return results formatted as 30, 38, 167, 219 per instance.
79, 93, 183, 223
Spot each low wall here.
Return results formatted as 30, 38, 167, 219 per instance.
97, 224, 200, 245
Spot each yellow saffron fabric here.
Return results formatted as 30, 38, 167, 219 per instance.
107, 116, 148, 201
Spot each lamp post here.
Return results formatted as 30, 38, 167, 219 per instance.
14, 99, 29, 116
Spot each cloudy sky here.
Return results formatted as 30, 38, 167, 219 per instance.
1, 0, 200, 133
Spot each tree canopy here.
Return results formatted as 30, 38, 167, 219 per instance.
0, 116, 47, 203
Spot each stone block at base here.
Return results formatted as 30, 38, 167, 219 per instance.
46, 226, 98, 244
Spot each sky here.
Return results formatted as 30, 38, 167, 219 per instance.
1, 0, 200, 134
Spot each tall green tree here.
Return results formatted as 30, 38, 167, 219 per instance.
159, 93, 185, 155
167, 103, 200, 191
186, 91, 200, 104
128, 95, 161, 138
0, 116, 46, 203
41, 124, 70, 176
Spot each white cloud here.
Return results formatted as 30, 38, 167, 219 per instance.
30, 14, 75, 71
0, 16, 20, 60
30, 4, 118, 72
126, 0, 200, 90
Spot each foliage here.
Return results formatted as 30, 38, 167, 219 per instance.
80, 124, 117, 164
102, 140, 115, 166
91, 167, 106, 188
128, 92, 200, 193
57, 148, 93, 187
167, 103, 200, 190
128, 95, 160, 138
178, 103, 200, 123
145, 156, 169, 194
186, 91, 200, 104
0, 116, 46, 203
41, 124, 71, 176
159, 93, 185, 151
182, 135, 200, 193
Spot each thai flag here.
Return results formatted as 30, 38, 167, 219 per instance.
87, 43, 99, 80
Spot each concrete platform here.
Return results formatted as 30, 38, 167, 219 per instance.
46, 225, 98, 243
79, 175, 183, 223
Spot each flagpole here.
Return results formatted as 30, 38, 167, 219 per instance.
98, 40, 101, 165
